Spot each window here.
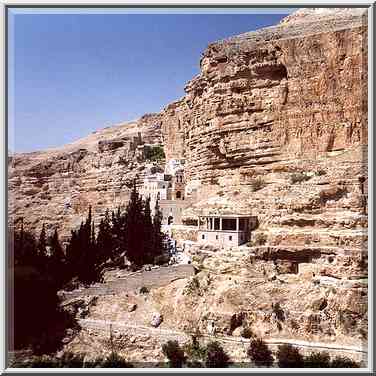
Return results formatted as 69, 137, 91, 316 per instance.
229, 236, 232, 241
216, 235, 219, 240
202, 234, 205, 240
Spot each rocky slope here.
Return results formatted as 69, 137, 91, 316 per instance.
9, 113, 163, 239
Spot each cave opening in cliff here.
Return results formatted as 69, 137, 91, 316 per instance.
271, 64, 288, 81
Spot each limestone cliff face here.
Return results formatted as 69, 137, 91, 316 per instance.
161, 8, 367, 184
160, 8, 368, 254
8, 114, 162, 239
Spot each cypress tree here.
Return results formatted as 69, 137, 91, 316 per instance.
48, 228, 66, 286
37, 224, 47, 259
49, 228, 64, 262
143, 197, 154, 264
153, 199, 164, 260
124, 180, 145, 266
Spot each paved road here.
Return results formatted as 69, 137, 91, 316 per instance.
61, 264, 195, 300
79, 318, 367, 356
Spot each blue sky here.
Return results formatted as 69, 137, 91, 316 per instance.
8, 9, 293, 153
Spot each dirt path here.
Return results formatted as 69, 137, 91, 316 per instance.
61, 265, 195, 300
78, 318, 367, 356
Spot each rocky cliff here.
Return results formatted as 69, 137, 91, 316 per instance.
8, 113, 163, 239
161, 7, 368, 250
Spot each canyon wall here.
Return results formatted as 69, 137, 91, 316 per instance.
161, 8, 367, 184
8, 114, 163, 239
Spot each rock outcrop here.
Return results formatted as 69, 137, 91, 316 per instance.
9, 113, 163, 239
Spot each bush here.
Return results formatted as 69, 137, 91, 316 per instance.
19, 353, 85, 368
100, 352, 133, 368
316, 169, 326, 176
241, 326, 254, 339
247, 339, 274, 367
277, 344, 304, 368
183, 277, 201, 296
304, 351, 330, 368
272, 302, 285, 322
186, 359, 204, 367
184, 335, 206, 361
139, 286, 149, 294
330, 356, 360, 368
162, 340, 186, 368
249, 232, 267, 246
205, 341, 230, 368
290, 172, 311, 184
250, 177, 267, 192
145, 145, 165, 161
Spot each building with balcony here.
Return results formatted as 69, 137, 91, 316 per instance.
197, 214, 258, 248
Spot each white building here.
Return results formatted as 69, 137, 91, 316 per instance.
197, 214, 258, 248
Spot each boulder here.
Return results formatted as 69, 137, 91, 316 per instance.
150, 312, 163, 327
128, 303, 137, 312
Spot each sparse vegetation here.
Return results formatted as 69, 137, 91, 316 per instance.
241, 326, 254, 339
330, 356, 360, 368
100, 352, 134, 368
145, 145, 165, 161
290, 172, 311, 184
162, 340, 186, 368
13, 351, 133, 368
247, 338, 274, 367
272, 302, 285, 322
184, 334, 207, 366
250, 177, 267, 192
139, 286, 149, 294
277, 344, 304, 368
303, 351, 331, 368
204, 341, 230, 368
316, 169, 327, 176
248, 232, 267, 246
183, 276, 201, 296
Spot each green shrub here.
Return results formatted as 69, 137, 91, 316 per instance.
204, 341, 230, 368
330, 356, 360, 368
230, 312, 246, 333
186, 359, 204, 367
272, 302, 285, 322
145, 145, 165, 161
241, 326, 254, 339
20, 353, 85, 368
290, 172, 311, 184
316, 169, 327, 176
183, 277, 201, 296
250, 177, 267, 192
277, 344, 304, 368
304, 351, 330, 368
100, 352, 133, 368
249, 232, 267, 246
139, 286, 149, 294
162, 340, 186, 368
184, 335, 207, 361
247, 338, 274, 367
